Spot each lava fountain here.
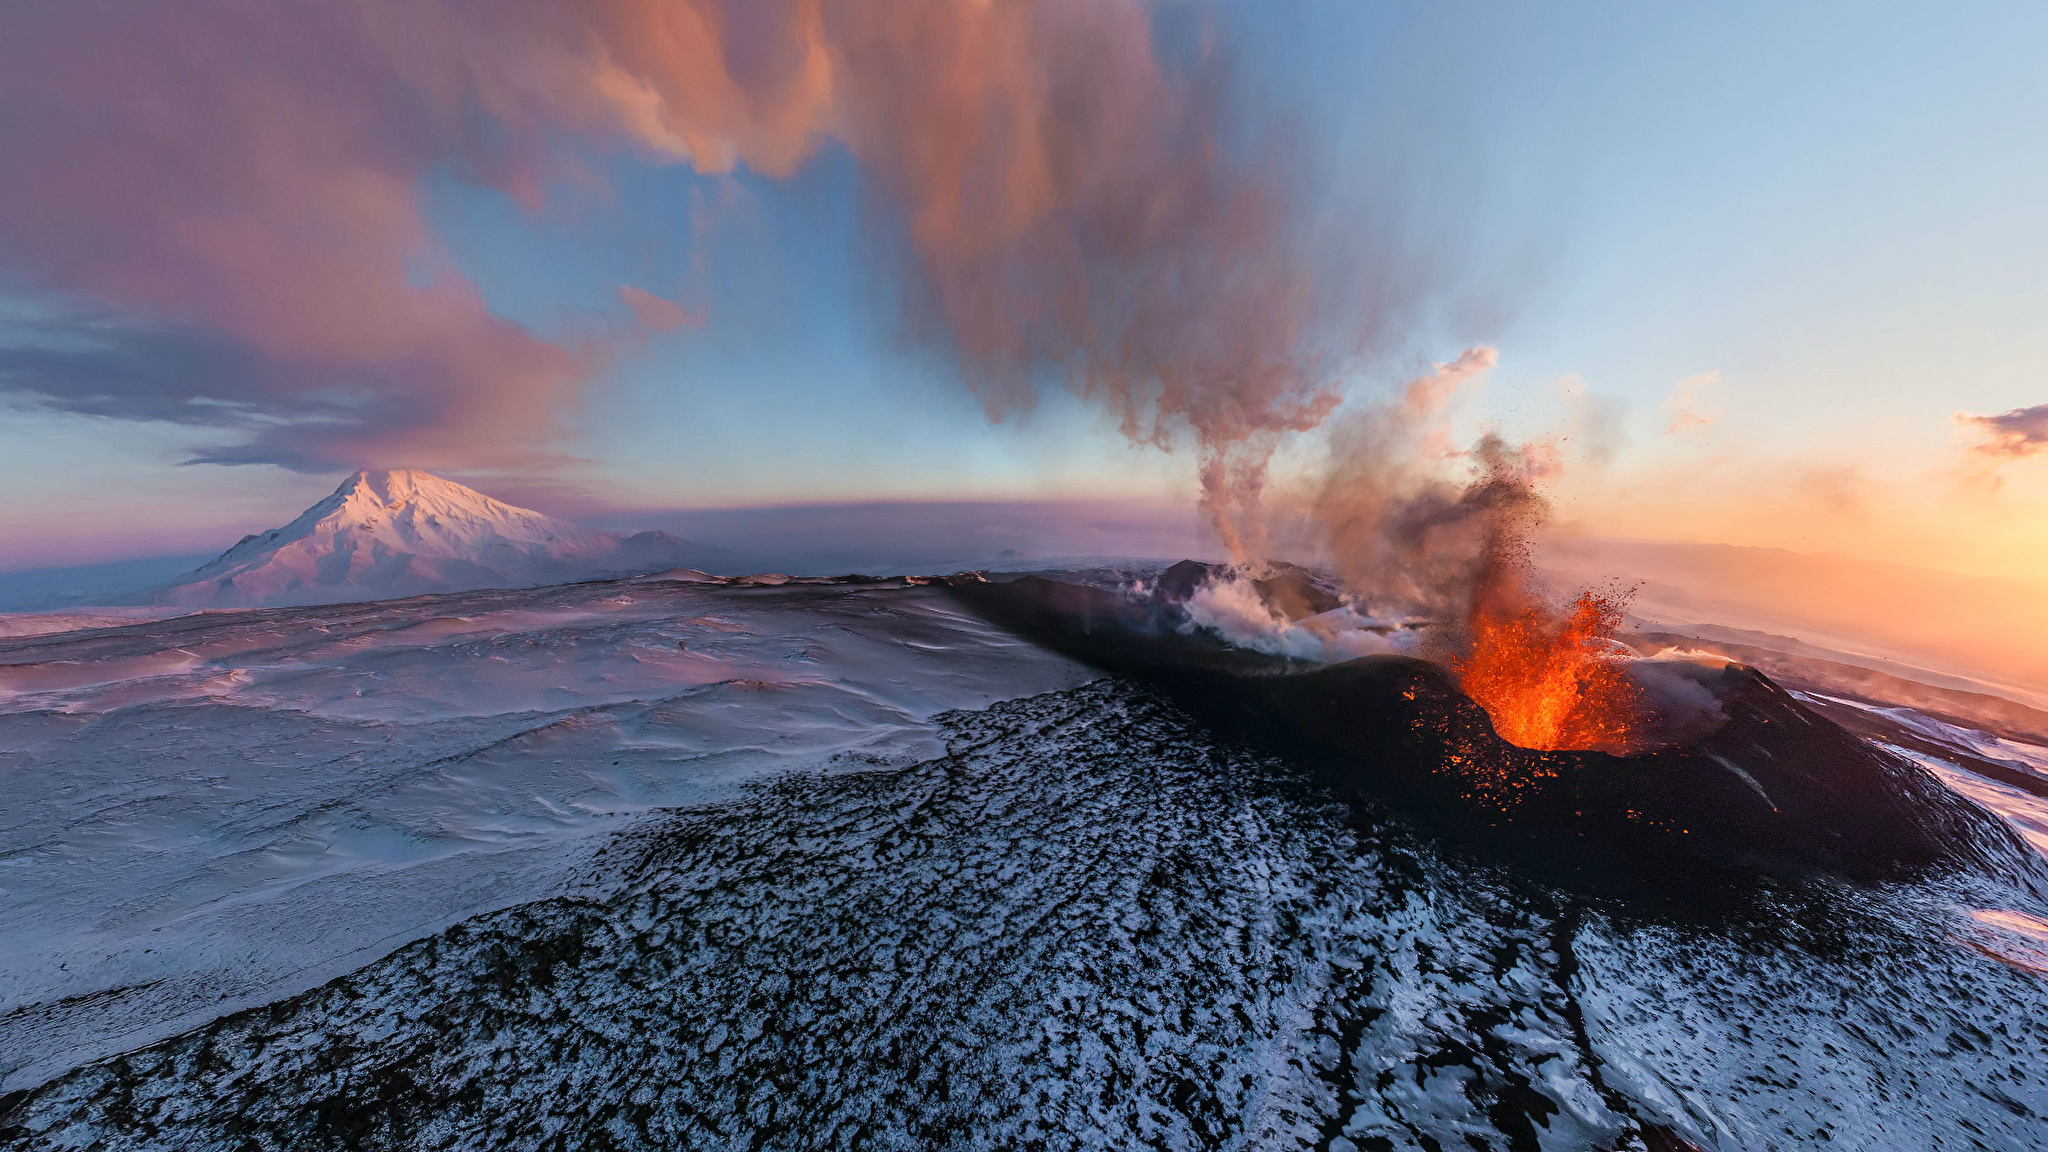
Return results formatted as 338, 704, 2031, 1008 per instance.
1453, 587, 1643, 753
1380, 435, 1651, 753
1444, 490, 1646, 754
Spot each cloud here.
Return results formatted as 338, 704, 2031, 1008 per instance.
1662, 371, 1717, 435
0, 2, 613, 471
1959, 403, 2048, 458
0, 317, 283, 427
618, 286, 705, 333
0, 0, 1418, 496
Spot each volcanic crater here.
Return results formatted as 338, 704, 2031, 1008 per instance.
949, 564, 2039, 901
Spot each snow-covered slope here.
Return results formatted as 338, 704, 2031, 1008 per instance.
137, 470, 714, 607
5, 573, 2048, 1147
0, 573, 1092, 1091
8, 570, 2048, 1146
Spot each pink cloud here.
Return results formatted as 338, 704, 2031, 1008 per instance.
0, 2, 600, 471
0, 0, 1380, 511
1959, 403, 2048, 459
618, 286, 704, 333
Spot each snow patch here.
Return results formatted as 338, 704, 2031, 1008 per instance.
0, 575, 1089, 1087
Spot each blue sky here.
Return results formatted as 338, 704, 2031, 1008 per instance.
2, 0, 2044, 577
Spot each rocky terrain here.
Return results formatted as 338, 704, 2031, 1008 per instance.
4, 575, 2048, 1149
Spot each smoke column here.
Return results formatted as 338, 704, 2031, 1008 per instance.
0, 1, 1669, 747
1304, 348, 1649, 751
0, 0, 1372, 538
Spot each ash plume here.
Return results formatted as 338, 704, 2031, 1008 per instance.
1287, 349, 1684, 751
0, 0, 1385, 512
1309, 345, 1509, 619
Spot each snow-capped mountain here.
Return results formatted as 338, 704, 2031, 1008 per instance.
136, 469, 715, 607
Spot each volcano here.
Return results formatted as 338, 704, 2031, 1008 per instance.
5, 564, 2048, 1149
131, 470, 718, 608
950, 568, 2036, 897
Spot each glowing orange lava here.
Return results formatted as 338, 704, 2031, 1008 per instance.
1452, 589, 1645, 753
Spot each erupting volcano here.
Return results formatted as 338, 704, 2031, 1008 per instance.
1308, 423, 1658, 756
1451, 587, 1643, 752
6, 0, 2048, 1145
947, 547, 2033, 897
1428, 460, 1649, 754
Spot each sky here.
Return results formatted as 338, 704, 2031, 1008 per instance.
2, 0, 2045, 584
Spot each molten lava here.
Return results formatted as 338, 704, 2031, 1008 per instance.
1452, 588, 1645, 753
1391, 435, 1652, 754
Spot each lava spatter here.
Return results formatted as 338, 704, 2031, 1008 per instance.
1453, 588, 1644, 754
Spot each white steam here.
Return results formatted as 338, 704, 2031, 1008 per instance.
1179, 572, 1417, 663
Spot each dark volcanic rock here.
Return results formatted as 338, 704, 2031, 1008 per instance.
951, 574, 2037, 896
9, 682, 2048, 1151
0, 685, 1695, 1151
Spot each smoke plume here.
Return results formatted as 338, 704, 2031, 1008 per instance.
1284, 348, 1666, 751
0, 0, 1361, 519
1310, 345, 1505, 615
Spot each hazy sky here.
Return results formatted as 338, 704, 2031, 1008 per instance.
2, 0, 2044, 581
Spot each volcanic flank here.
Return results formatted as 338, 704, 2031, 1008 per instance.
950, 566, 2036, 898
130, 470, 718, 608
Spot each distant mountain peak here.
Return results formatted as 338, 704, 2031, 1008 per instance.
138, 469, 713, 608
329, 468, 536, 518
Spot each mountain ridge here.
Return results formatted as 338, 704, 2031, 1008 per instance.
133, 469, 717, 608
